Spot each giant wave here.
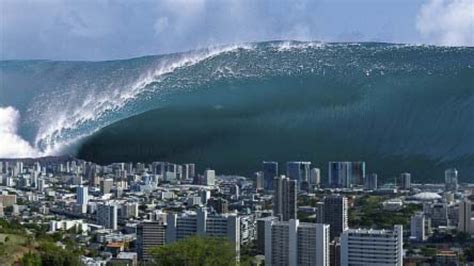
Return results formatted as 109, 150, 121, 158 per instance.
1, 41, 473, 181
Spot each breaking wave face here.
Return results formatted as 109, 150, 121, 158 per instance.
0, 41, 473, 180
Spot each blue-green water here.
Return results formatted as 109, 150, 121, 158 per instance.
1, 41, 473, 181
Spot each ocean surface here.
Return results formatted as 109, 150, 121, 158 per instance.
1, 41, 473, 181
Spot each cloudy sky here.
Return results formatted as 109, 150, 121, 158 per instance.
1, 0, 473, 60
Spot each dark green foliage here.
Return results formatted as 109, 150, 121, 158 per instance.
151, 235, 236, 266
36, 241, 81, 266
349, 195, 422, 229
20, 252, 41, 266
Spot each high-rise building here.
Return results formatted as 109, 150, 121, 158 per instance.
100, 179, 113, 194
76, 186, 88, 214
458, 200, 473, 234
164, 163, 178, 182
37, 178, 46, 192
204, 169, 216, 186
309, 168, 321, 186
364, 173, 378, 190
328, 161, 366, 188
410, 212, 426, 241
182, 163, 195, 180
264, 219, 329, 266
121, 202, 139, 219
254, 171, 264, 190
428, 202, 449, 227
328, 162, 351, 188
286, 161, 311, 185
137, 221, 166, 262
263, 161, 278, 191
166, 208, 240, 254
96, 203, 118, 230
341, 225, 403, 266
351, 161, 366, 185
207, 197, 229, 214
273, 175, 297, 221
76, 186, 88, 205
320, 195, 348, 240
256, 216, 279, 255
400, 172, 411, 190
445, 168, 458, 192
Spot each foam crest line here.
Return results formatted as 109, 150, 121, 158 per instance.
32, 44, 256, 155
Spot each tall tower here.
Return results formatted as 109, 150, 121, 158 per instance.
96, 203, 118, 230
400, 172, 411, 190
286, 162, 311, 183
410, 212, 426, 241
273, 175, 297, 221
322, 195, 348, 240
263, 161, 278, 191
445, 168, 458, 192
458, 199, 472, 233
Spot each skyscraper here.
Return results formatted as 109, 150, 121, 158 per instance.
410, 212, 426, 241
254, 171, 264, 190
328, 161, 366, 188
400, 172, 411, 190
445, 168, 458, 192
264, 219, 329, 266
77, 186, 88, 204
321, 195, 348, 240
309, 168, 321, 186
365, 173, 378, 190
286, 161, 311, 184
458, 199, 473, 234
263, 161, 278, 191
341, 225, 403, 266
76, 186, 88, 214
137, 221, 166, 262
328, 162, 351, 188
204, 169, 216, 186
97, 203, 118, 230
182, 163, 195, 180
352, 161, 366, 185
273, 175, 297, 221
100, 178, 113, 194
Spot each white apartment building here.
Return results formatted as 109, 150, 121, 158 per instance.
341, 225, 403, 266
166, 208, 240, 253
264, 219, 329, 266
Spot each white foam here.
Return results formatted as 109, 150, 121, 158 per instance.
0, 106, 42, 158
272, 41, 325, 51
32, 43, 256, 155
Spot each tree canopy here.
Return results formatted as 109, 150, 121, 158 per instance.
151, 235, 237, 266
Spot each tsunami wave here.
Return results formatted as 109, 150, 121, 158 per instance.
1, 43, 255, 156
1, 41, 473, 180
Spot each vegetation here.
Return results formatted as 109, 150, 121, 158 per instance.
420, 246, 438, 257
349, 195, 422, 229
151, 235, 237, 266
464, 245, 474, 262
0, 218, 83, 266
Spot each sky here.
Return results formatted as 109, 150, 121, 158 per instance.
0, 0, 473, 61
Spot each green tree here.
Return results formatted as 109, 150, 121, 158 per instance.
151, 236, 236, 266
37, 241, 81, 266
20, 252, 41, 266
